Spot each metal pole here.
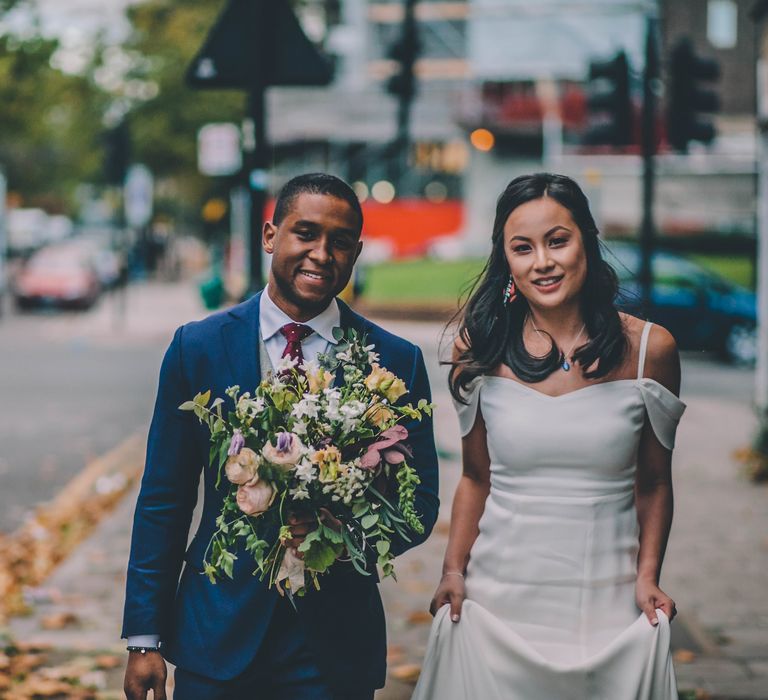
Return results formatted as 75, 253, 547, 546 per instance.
0, 170, 6, 318
639, 11, 658, 315
244, 87, 268, 295
755, 60, 768, 412
393, 0, 418, 189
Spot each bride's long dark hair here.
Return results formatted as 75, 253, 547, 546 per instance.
450, 173, 627, 402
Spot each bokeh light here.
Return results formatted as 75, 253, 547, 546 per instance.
469, 128, 495, 152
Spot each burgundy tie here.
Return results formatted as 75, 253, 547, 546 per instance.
279, 323, 314, 369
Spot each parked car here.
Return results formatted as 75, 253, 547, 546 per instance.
63, 235, 122, 289
13, 245, 101, 310
605, 242, 756, 364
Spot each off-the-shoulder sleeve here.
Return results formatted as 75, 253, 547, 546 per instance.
452, 376, 483, 437
638, 378, 686, 450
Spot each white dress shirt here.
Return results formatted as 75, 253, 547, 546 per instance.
127, 288, 340, 649
259, 285, 340, 368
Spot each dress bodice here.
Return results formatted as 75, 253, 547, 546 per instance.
453, 323, 686, 499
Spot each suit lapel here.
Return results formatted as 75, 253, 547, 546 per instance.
221, 292, 262, 392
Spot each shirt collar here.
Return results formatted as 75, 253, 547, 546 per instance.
260, 286, 341, 345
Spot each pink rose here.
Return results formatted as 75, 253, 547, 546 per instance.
236, 480, 275, 516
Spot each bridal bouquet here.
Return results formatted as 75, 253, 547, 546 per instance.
180, 328, 432, 596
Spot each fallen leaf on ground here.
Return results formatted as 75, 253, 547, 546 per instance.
402, 579, 432, 594
9, 653, 47, 675
390, 663, 421, 683
8, 676, 78, 697
94, 654, 122, 669
40, 611, 79, 630
406, 560, 425, 574
434, 521, 450, 535
13, 642, 52, 653
406, 610, 433, 625
673, 648, 697, 664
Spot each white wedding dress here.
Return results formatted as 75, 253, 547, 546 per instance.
413, 322, 685, 699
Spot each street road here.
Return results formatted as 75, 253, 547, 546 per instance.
0, 282, 205, 533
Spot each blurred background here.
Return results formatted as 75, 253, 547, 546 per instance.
0, 1, 766, 699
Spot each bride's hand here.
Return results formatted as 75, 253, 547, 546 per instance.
429, 571, 466, 623
635, 578, 677, 626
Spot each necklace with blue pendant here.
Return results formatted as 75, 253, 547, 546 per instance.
529, 317, 586, 373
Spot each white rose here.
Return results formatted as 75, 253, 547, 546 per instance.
262, 432, 304, 468
225, 447, 260, 484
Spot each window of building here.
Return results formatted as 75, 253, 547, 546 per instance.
707, 0, 738, 49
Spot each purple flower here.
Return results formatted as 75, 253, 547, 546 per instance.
360, 425, 413, 470
262, 432, 304, 467
276, 432, 293, 452
228, 429, 246, 456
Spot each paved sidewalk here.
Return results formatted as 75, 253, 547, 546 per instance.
5, 307, 767, 699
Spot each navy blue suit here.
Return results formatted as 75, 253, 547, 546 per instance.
122, 293, 439, 696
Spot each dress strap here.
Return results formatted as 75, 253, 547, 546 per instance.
637, 321, 653, 379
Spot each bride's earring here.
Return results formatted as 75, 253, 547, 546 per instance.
503, 275, 517, 305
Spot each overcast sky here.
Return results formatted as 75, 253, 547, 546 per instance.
3, 0, 136, 43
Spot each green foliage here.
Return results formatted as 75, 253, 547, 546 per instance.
0, 33, 107, 208
298, 526, 344, 572
396, 462, 424, 535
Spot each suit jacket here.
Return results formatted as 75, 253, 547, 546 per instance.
121, 292, 440, 693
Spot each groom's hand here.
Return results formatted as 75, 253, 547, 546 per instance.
284, 508, 342, 552
124, 651, 167, 700
284, 512, 316, 551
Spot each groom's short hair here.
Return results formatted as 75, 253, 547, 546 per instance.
273, 173, 363, 233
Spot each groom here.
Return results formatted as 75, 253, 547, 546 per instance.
122, 173, 439, 700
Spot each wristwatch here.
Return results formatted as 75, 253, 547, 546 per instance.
127, 645, 160, 654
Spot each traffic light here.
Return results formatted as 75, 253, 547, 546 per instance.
583, 51, 633, 147
103, 121, 131, 186
386, 2, 420, 100
666, 37, 720, 153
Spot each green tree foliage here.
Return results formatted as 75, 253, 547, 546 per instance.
0, 34, 108, 210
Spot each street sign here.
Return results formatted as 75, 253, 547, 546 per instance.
186, 0, 333, 89
124, 164, 154, 229
0, 170, 7, 310
198, 123, 242, 176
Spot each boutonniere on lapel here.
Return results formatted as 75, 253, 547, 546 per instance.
180, 328, 434, 597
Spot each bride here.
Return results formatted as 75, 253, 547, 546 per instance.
413, 173, 685, 699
